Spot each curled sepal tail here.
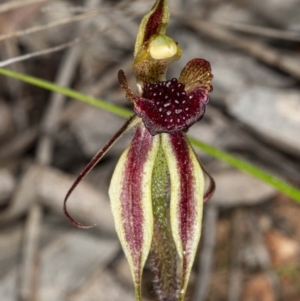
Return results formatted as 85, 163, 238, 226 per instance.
161, 132, 205, 301
109, 124, 160, 301
200, 161, 216, 202
64, 115, 140, 229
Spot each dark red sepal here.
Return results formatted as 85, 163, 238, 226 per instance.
63, 115, 139, 228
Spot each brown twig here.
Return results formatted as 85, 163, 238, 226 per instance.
205, 107, 300, 183
0, 26, 114, 67
213, 21, 300, 42
0, 127, 39, 161
246, 211, 282, 300
2, 39, 28, 130
0, 169, 16, 205
0, 164, 115, 233
18, 204, 42, 301
228, 209, 244, 301
18, 1, 102, 300
84, 55, 133, 97
0, 0, 139, 44
0, 0, 49, 130
177, 16, 300, 81
0, 0, 48, 14
0, 10, 100, 43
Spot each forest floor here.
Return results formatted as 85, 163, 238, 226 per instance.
0, 0, 300, 300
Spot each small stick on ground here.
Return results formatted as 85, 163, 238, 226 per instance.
0, 10, 100, 43
0, 0, 48, 14
228, 208, 244, 301
0, 127, 38, 162
18, 1, 102, 299
177, 16, 300, 81
1, 2, 46, 129
213, 21, 300, 42
18, 204, 42, 301
0, 26, 114, 68
246, 211, 282, 301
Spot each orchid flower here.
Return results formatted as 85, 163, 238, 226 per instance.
64, 1, 215, 301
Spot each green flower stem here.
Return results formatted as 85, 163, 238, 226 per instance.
1, 67, 300, 204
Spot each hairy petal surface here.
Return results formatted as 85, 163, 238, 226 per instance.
133, 57, 169, 87
109, 124, 160, 301
118, 72, 209, 135
150, 146, 179, 301
178, 58, 213, 93
161, 133, 205, 301
137, 78, 207, 135
132, 35, 182, 89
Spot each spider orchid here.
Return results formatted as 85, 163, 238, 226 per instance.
64, 1, 215, 301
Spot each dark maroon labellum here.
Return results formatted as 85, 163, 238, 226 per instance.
134, 78, 208, 136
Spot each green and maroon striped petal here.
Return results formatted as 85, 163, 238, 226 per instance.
109, 124, 160, 301
161, 132, 205, 301
64, 115, 140, 228
134, 0, 169, 58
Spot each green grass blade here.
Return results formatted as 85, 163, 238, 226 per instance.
1, 67, 300, 203
189, 137, 300, 203
0, 67, 132, 119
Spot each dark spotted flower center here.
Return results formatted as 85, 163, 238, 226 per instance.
135, 78, 207, 135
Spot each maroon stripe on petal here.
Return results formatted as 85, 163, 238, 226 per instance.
168, 133, 196, 249
143, 0, 164, 44
162, 131, 204, 301
64, 115, 139, 229
120, 125, 155, 266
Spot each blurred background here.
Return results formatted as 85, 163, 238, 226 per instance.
0, 0, 300, 300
